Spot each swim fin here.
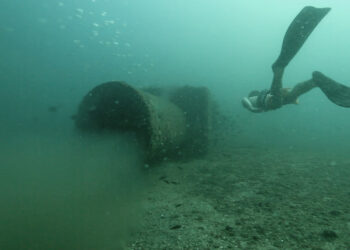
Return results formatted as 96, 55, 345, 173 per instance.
268, 6, 331, 107
313, 71, 350, 107
273, 6, 331, 70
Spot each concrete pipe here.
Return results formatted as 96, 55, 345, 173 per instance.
75, 81, 187, 162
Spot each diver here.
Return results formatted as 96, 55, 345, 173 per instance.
242, 6, 350, 113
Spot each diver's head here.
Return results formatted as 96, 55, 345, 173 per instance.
241, 94, 263, 113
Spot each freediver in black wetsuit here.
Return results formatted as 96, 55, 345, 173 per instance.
242, 6, 350, 113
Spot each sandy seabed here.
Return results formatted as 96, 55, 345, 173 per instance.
127, 146, 350, 250
1, 132, 349, 249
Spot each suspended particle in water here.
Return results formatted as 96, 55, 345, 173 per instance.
329, 160, 337, 167
104, 20, 115, 26
92, 23, 99, 27
37, 18, 47, 24
76, 8, 84, 14
58, 2, 64, 7
3, 27, 15, 32
101, 11, 107, 16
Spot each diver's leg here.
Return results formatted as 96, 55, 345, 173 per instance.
269, 6, 331, 108
313, 71, 350, 107
283, 79, 316, 105
268, 67, 284, 109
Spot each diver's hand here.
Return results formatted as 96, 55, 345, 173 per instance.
241, 97, 264, 113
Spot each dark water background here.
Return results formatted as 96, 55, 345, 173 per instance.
0, 0, 349, 248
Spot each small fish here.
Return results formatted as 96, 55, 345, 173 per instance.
170, 225, 181, 230
48, 106, 58, 113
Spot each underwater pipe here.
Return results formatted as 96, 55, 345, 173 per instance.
75, 81, 212, 162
